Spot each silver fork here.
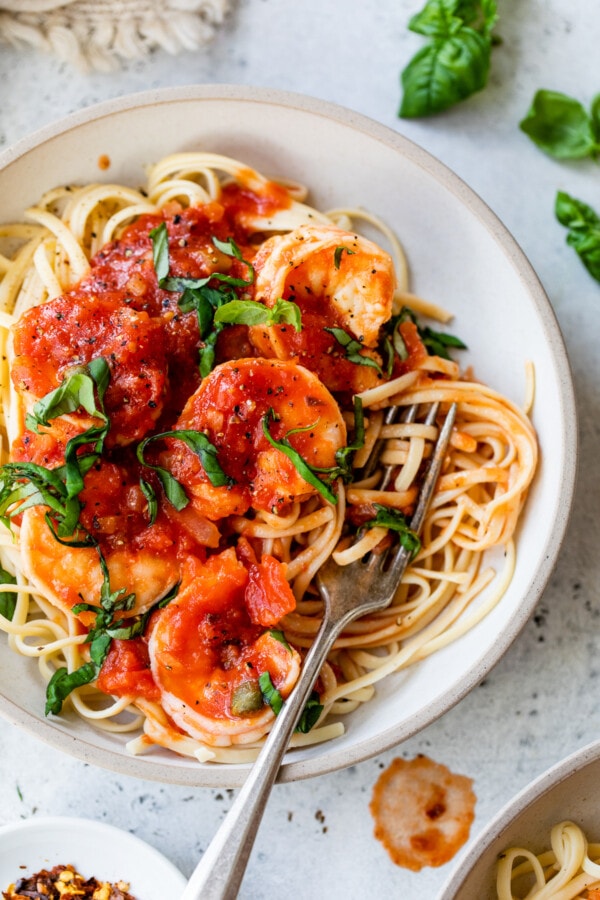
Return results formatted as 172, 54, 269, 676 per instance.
180, 401, 457, 900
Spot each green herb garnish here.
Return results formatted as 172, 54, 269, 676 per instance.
325, 327, 383, 374
45, 565, 178, 716
214, 297, 302, 331
382, 307, 466, 369
150, 225, 272, 377
136, 428, 233, 511
0, 565, 17, 621
399, 0, 498, 119
0, 359, 111, 539
259, 670, 284, 715
258, 672, 323, 734
295, 691, 324, 734
520, 90, 600, 161
555, 191, 600, 283
261, 409, 338, 505
364, 504, 421, 559
333, 245, 355, 269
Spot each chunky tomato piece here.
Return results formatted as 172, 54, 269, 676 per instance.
245, 555, 296, 627
97, 638, 159, 701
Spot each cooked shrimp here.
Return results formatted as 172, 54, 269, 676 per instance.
148, 549, 301, 746
252, 223, 395, 347
161, 357, 347, 518
248, 224, 393, 394
19, 507, 180, 627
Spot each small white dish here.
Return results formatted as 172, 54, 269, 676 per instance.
0, 816, 186, 898
439, 739, 600, 898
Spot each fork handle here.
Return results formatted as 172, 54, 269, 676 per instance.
180, 612, 346, 900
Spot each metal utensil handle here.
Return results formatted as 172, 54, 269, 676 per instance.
180, 613, 344, 900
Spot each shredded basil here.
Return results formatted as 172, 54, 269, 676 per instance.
333, 395, 365, 482
136, 428, 233, 511
139, 478, 158, 525
259, 672, 323, 734
214, 297, 302, 331
269, 629, 293, 652
382, 307, 466, 365
45, 568, 179, 716
149, 225, 264, 377
259, 670, 284, 715
325, 327, 383, 374
364, 504, 421, 559
333, 245, 355, 269
261, 409, 338, 505
295, 691, 324, 734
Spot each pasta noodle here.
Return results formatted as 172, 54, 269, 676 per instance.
497, 821, 600, 899
0, 152, 538, 764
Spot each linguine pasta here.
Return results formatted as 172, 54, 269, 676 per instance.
497, 821, 600, 899
0, 152, 537, 764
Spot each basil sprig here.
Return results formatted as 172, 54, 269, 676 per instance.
520, 90, 600, 161
555, 191, 600, 283
364, 504, 421, 559
258, 671, 324, 733
325, 327, 383, 375
399, 0, 498, 119
136, 428, 233, 511
0, 359, 110, 538
46, 557, 179, 716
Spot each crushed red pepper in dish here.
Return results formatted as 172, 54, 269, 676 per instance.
3, 863, 137, 899
370, 754, 476, 871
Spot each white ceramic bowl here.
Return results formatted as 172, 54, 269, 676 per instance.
439, 739, 600, 898
0, 816, 186, 897
0, 85, 577, 787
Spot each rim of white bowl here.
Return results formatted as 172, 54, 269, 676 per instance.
438, 737, 600, 898
0, 814, 187, 886
0, 84, 578, 787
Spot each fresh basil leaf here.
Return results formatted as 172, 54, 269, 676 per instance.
45, 662, 97, 716
555, 191, 600, 282
261, 409, 338, 505
295, 691, 323, 734
259, 670, 284, 715
591, 94, 600, 141
520, 90, 600, 160
214, 298, 302, 331
408, 0, 464, 38
399, 0, 497, 118
0, 566, 17, 621
149, 221, 170, 283
325, 327, 383, 374
364, 504, 421, 559
333, 246, 355, 269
